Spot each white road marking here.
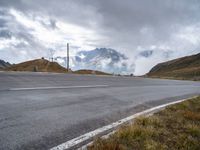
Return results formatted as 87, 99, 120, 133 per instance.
50, 97, 195, 150
9, 85, 109, 91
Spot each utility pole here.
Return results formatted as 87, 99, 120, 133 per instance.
67, 43, 69, 72
49, 48, 55, 62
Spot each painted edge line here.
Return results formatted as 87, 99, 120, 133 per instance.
50, 97, 196, 150
9, 85, 109, 91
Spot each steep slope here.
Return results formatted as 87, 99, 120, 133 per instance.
6, 58, 68, 73
147, 53, 200, 80
0, 59, 11, 70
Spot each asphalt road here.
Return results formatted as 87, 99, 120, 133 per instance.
0, 72, 199, 150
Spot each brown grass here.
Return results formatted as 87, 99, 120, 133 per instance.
88, 96, 200, 150
6, 58, 69, 73
5, 59, 111, 75
74, 69, 110, 75
147, 53, 200, 81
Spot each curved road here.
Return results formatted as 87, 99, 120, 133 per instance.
0, 72, 199, 150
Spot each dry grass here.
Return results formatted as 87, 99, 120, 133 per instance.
88, 96, 200, 150
74, 69, 110, 75
148, 67, 200, 81
6, 58, 69, 73
5, 59, 111, 75
147, 53, 200, 81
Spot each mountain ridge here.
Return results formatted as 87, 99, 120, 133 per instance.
0, 59, 11, 70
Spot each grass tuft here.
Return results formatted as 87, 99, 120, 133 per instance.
88, 96, 200, 150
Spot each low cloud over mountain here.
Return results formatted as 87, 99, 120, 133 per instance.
54, 48, 178, 75
55, 48, 135, 74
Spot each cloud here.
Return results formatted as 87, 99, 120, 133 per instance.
0, 7, 104, 63
0, 0, 200, 75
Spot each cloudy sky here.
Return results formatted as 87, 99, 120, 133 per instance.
0, 0, 200, 75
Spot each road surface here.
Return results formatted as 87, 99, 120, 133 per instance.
0, 72, 199, 150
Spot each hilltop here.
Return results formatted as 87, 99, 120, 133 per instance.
3, 58, 111, 75
147, 53, 200, 80
6, 58, 69, 73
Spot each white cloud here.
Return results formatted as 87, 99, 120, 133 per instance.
0, 0, 200, 75
134, 52, 169, 75
8, 8, 105, 56
0, 36, 27, 49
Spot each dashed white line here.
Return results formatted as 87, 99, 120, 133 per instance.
9, 85, 109, 91
50, 97, 194, 150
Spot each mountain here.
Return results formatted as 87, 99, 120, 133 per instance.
0, 59, 11, 70
76, 48, 127, 62
3, 48, 132, 74
56, 48, 133, 74
6, 58, 69, 73
147, 53, 200, 80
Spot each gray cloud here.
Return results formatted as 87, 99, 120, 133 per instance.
0, 8, 48, 62
2, 0, 200, 44
0, 0, 200, 74
90, 0, 200, 49
0, 29, 11, 38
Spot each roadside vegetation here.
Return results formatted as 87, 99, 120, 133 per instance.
88, 96, 200, 150
73, 69, 111, 75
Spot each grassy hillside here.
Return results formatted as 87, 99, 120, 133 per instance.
74, 69, 111, 75
6, 58, 69, 73
147, 53, 200, 80
4, 58, 111, 75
